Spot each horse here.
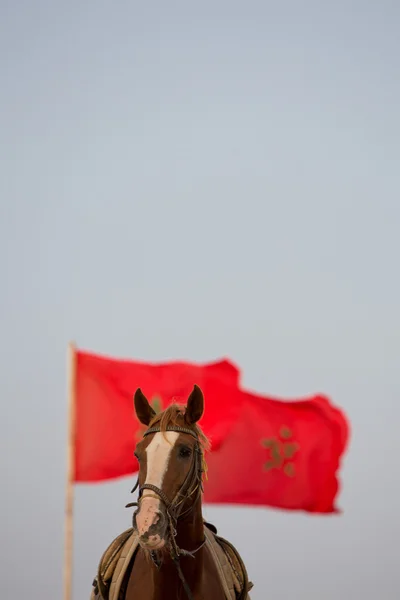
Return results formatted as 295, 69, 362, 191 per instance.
90, 384, 252, 600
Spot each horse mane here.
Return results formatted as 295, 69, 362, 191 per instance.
148, 403, 211, 453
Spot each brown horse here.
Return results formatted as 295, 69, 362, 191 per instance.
90, 384, 251, 600
108, 384, 251, 600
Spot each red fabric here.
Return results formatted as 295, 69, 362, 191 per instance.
74, 349, 349, 513
203, 388, 349, 513
74, 349, 241, 482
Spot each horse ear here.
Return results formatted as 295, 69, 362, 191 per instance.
134, 388, 156, 426
185, 384, 204, 425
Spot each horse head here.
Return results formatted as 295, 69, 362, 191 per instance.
131, 384, 209, 553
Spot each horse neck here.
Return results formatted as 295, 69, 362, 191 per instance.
175, 495, 205, 551
145, 497, 205, 599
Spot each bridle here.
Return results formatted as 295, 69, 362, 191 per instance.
125, 425, 206, 600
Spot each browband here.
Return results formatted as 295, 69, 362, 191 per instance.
143, 425, 199, 440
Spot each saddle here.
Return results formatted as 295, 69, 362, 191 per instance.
90, 521, 253, 600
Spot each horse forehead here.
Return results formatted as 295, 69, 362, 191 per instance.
145, 431, 180, 457
144, 431, 180, 486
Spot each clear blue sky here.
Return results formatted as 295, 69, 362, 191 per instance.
1, 1, 399, 598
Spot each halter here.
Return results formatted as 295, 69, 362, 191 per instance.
125, 424, 206, 600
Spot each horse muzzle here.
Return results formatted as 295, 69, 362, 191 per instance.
134, 496, 168, 550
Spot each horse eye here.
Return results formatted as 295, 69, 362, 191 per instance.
178, 446, 192, 458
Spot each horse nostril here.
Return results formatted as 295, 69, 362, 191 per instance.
154, 510, 164, 526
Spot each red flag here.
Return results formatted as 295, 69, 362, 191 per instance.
73, 349, 241, 482
203, 388, 349, 513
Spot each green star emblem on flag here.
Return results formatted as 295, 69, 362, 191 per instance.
261, 426, 299, 477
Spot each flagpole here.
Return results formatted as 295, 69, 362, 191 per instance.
64, 341, 77, 600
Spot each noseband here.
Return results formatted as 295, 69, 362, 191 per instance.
126, 425, 206, 600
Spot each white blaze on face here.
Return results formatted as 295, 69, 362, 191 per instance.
136, 431, 179, 546
145, 431, 179, 492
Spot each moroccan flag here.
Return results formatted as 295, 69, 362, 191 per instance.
203, 388, 349, 513
73, 349, 241, 482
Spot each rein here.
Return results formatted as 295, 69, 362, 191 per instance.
125, 424, 206, 600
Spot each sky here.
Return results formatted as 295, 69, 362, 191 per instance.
1, 1, 399, 598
